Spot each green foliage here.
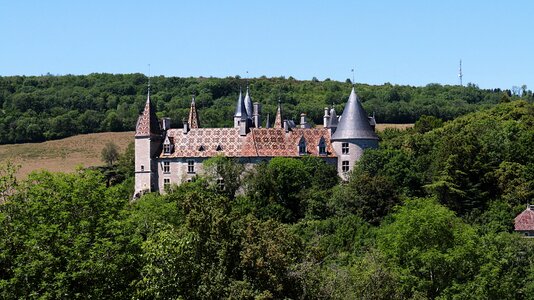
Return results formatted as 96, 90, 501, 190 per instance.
0, 170, 139, 299
101, 141, 119, 166
203, 155, 245, 200
330, 170, 400, 225
0, 74, 525, 144
0, 162, 19, 205
245, 157, 338, 222
377, 198, 478, 299
116, 141, 134, 178
414, 115, 444, 134
1, 99, 534, 298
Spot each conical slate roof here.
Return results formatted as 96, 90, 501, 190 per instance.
135, 89, 161, 137
244, 87, 253, 120
234, 89, 247, 119
331, 88, 378, 140
329, 107, 338, 127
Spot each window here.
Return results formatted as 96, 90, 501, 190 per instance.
298, 137, 306, 155
342, 142, 349, 154
318, 138, 326, 155
163, 178, 170, 189
140, 165, 144, 171
163, 143, 171, 154
163, 161, 170, 173
342, 161, 350, 173
187, 160, 195, 173
217, 178, 225, 191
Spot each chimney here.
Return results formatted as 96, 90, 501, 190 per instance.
253, 102, 261, 128
283, 120, 289, 132
300, 113, 308, 128
239, 118, 248, 136
323, 107, 330, 127
182, 119, 189, 134
162, 117, 171, 131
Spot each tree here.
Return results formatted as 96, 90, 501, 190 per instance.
101, 142, 119, 166
376, 198, 478, 299
330, 170, 400, 225
203, 155, 244, 200
0, 170, 140, 299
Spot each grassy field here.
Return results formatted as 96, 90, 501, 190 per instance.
0, 132, 134, 178
375, 123, 414, 131
0, 124, 412, 178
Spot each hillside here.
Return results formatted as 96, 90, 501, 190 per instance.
0, 131, 133, 178
1, 74, 526, 144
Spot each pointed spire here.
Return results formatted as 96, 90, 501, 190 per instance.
265, 113, 271, 128
274, 100, 282, 128
244, 86, 253, 120
331, 87, 378, 140
329, 105, 338, 127
234, 88, 247, 119
188, 96, 200, 129
135, 87, 161, 137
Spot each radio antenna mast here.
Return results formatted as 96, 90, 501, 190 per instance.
458, 60, 463, 86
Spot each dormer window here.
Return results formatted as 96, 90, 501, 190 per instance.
216, 145, 223, 151
163, 144, 171, 154
318, 137, 326, 155
163, 136, 174, 154
298, 137, 307, 155
198, 145, 205, 151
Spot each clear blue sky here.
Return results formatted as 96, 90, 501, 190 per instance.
1, 0, 532, 89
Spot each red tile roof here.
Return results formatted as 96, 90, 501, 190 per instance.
514, 207, 534, 231
161, 127, 335, 158
135, 93, 161, 137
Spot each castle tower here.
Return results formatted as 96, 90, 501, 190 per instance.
331, 87, 379, 179
274, 101, 283, 128
234, 89, 247, 128
188, 96, 200, 128
244, 86, 253, 125
134, 88, 162, 197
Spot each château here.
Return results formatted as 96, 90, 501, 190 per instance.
134, 86, 378, 197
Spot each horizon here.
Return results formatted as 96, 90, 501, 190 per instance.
0, 72, 515, 91
2, 1, 533, 90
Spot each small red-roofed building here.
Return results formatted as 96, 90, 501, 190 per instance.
514, 205, 534, 237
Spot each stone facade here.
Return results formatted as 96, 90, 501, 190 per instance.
134, 86, 378, 197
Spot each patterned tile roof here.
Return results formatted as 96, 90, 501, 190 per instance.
135, 91, 162, 137
188, 97, 200, 129
162, 127, 335, 158
515, 207, 534, 231
274, 102, 283, 128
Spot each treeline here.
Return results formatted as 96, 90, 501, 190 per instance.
1, 100, 534, 299
1, 73, 532, 144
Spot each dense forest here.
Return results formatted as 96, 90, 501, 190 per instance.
1, 73, 532, 144
1, 99, 533, 299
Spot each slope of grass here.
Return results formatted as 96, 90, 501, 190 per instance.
0, 132, 134, 178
